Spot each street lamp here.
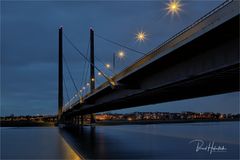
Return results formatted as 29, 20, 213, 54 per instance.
117, 50, 125, 58
166, 0, 182, 16
98, 72, 102, 76
113, 50, 125, 73
136, 31, 146, 42
105, 63, 111, 69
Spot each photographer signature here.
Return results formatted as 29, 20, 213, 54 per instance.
189, 139, 227, 155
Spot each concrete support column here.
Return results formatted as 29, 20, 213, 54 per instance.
78, 116, 80, 126
81, 115, 84, 125
90, 114, 96, 124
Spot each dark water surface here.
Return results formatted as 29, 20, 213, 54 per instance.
1, 127, 81, 160
1, 121, 239, 159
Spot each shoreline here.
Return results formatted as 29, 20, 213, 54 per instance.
0, 120, 56, 127
1, 118, 239, 127
93, 118, 239, 126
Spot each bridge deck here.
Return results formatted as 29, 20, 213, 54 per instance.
84, 0, 238, 100
63, 0, 239, 116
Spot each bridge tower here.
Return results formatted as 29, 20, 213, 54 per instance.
90, 28, 96, 124
58, 27, 63, 121
90, 28, 95, 92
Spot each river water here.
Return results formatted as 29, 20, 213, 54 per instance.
1, 121, 239, 159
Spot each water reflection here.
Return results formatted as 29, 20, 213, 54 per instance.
59, 122, 239, 159
2, 123, 238, 159
1, 127, 82, 160
59, 136, 82, 160
60, 126, 136, 159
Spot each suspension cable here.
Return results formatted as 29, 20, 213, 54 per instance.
83, 64, 89, 95
95, 33, 146, 56
63, 76, 71, 106
63, 33, 117, 87
63, 55, 79, 93
80, 40, 90, 88
95, 55, 115, 74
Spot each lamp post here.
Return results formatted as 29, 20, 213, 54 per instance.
112, 50, 125, 73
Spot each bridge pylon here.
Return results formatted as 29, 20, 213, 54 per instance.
90, 27, 96, 124
58, 26, 63, 121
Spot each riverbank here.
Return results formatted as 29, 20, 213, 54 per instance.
1, 118, 239, 127
94, 118, 239, 126
0, 120, 56, 127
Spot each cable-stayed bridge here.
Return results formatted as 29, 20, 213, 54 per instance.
58, 1, 239, 124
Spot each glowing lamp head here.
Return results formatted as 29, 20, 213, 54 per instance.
91, 78, 95, 82
171, 4, 176, 10
117, 51, 125, 59
136, 31, 146, 42
166, 0, 182, 16
98, 72, 102, 76
105, 63, 111, 69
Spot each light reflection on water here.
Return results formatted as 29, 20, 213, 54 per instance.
60, 121, 239, 159
1, 122, 239, 159
60, 136, 82, 160
1, 127, 81, 160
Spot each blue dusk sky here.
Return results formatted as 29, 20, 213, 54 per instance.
1, 0, 239, 116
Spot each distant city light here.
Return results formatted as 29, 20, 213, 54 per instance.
86, 83, 90, 86
166, 0, 182, 16
82, 87, 86, 90
105, 63, 111, 69
136, 31, 146, 42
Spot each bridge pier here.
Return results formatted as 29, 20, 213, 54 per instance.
81, 115, 84, 125
74, 117, 76, 126
75, 116, 78, 126
90, 114, 96, 124
77, 116, 80, 126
